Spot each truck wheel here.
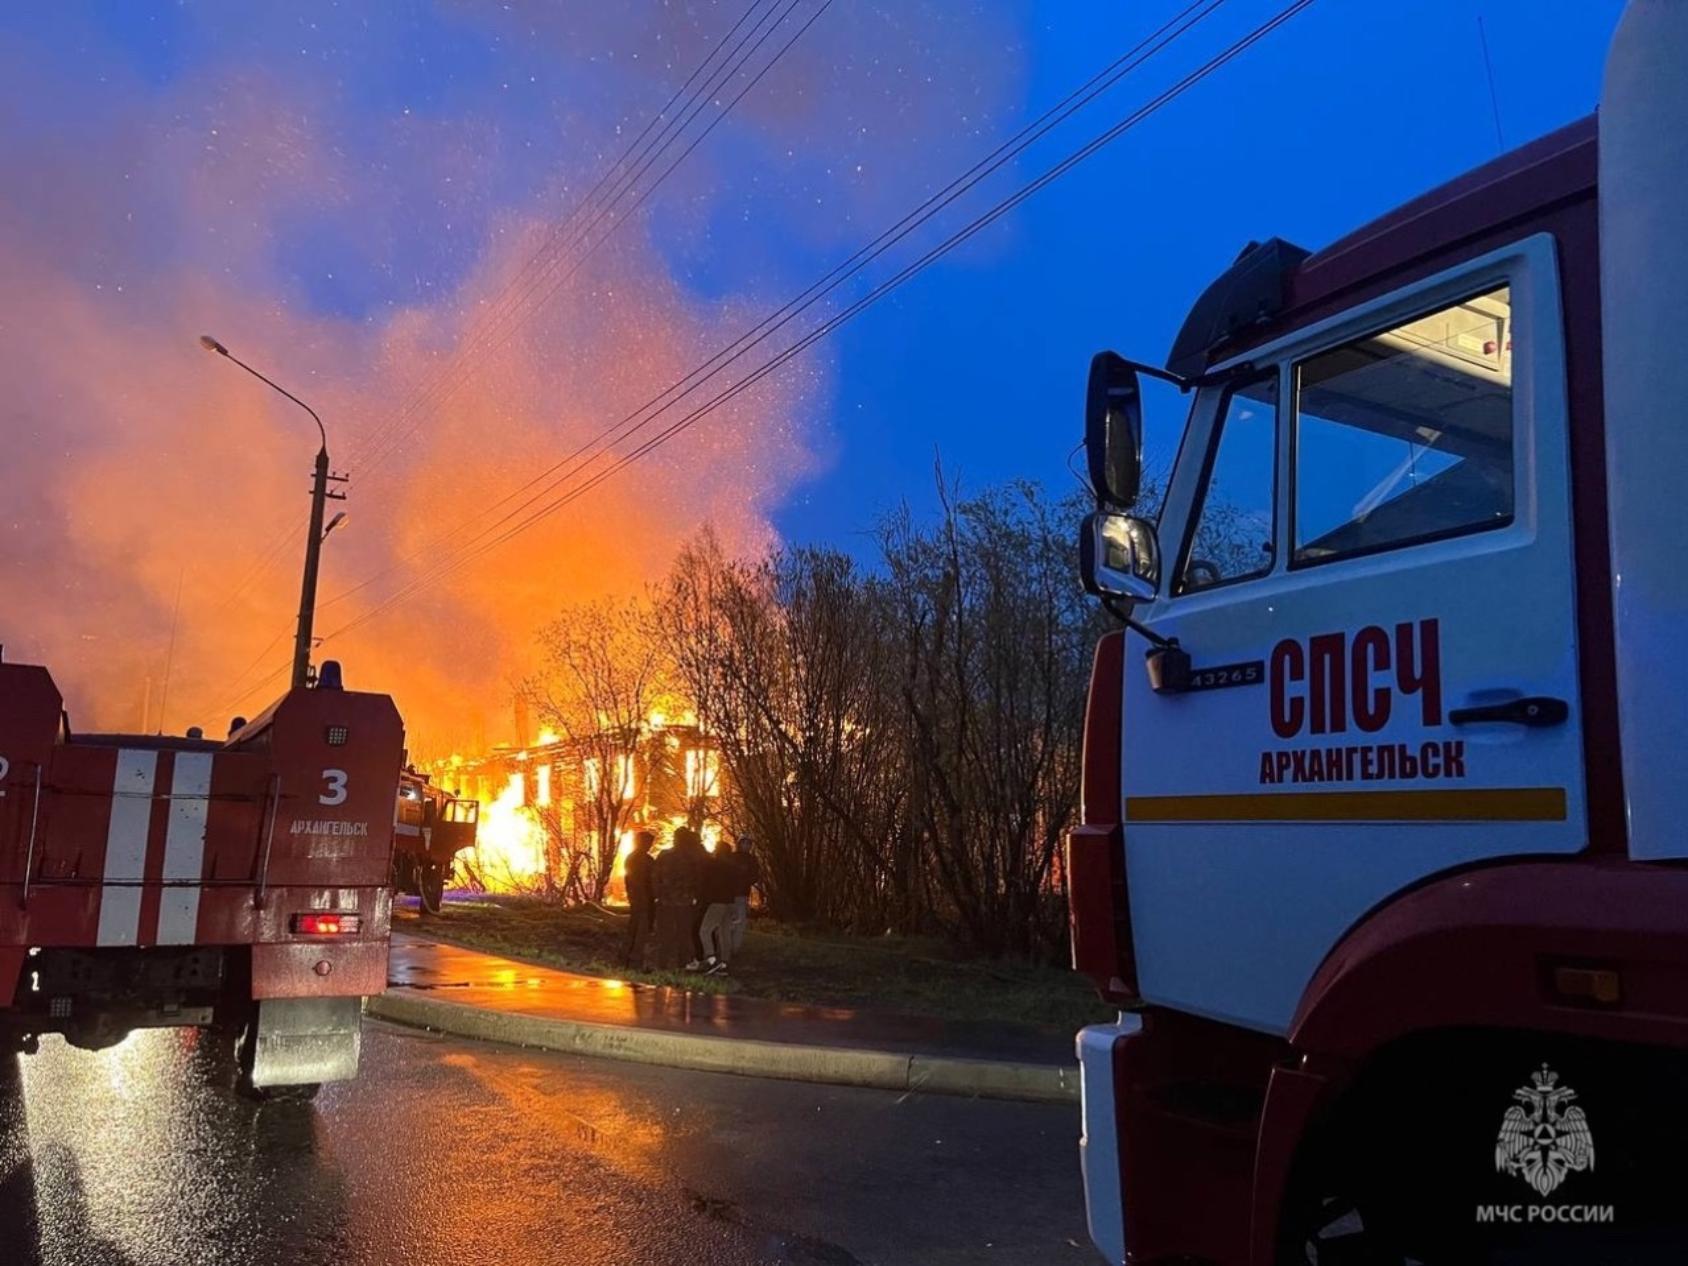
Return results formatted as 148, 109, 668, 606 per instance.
234, 1020, 321, 1103
1278, 1194, 1415, 1265
241, 1079, 321, 1104
189, 1024, 241, 1081
418, 862, 446, 915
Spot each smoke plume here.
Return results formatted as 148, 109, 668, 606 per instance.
0, 2, 1020, 752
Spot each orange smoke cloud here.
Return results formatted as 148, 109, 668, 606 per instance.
0, 3, 1021, 751
0, 221, 820, 752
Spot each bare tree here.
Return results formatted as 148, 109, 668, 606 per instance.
662, 539, 914, 930
621, 477, 1113, 960
878, 476, 1092, 957
526, 598, 666, 903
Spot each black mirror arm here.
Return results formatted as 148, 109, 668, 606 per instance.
1101, 357, 1257, 395
1101, 597, 1177, 650
1103, 355, 1194, 393
1130, 360, 1193, 391
1102, 597, 1195, 695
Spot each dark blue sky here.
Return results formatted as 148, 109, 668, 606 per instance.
778, 0, 1622, 547
9, 1, 1622, 553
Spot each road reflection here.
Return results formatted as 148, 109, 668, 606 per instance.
0, 1025, 770, 1266
0, 1020, 1078, 1266
1, 1030, 348, 1266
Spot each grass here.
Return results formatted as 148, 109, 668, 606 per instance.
394, 895, 1112, 1034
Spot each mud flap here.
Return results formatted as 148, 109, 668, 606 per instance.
248, 996, 362, 1088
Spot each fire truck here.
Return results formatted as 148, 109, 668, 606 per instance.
0, 653, 403, 1100
392, 768, 478, 914
1069, 4, 1688, 1262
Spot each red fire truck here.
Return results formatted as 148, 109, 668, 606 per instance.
0, 653, 403, 1100
392, 768, 478, 914
1069, 4, 1688, 1261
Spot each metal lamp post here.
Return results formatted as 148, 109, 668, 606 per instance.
200, 335, 345, 691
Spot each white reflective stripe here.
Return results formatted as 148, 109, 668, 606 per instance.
96, 749, 158, 947
156, 752, 213, 945
394, 823, 422, 837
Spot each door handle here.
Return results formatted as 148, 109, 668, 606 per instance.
1448, 696, 1569, 728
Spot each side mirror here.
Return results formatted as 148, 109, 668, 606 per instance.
1079, 511, 1159, 602
1085, 351, 1143, 507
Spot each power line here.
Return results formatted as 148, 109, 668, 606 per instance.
320, 0, 1318, 644
215, 626, 292, 705
214, 657, 293, 720
348, 0, 813, 484
1476, 16, 1506, 151
319, 0, 1228, 614
325, 0, 1246, 630
345, 0, 785, 477
209, 0, 783, 617
205, 1, 807, 708
347, 0, 780, 474
209, 521, 303, 617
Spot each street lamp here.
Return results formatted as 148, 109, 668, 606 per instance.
200, 334, 345, 691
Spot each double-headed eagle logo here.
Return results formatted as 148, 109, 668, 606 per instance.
1494, 1064, 1595, 1197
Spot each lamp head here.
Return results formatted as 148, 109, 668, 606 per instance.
198, 334, 228, 356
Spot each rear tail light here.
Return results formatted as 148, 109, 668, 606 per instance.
1069, 631, 1139, 1005
292, 913, 361, 936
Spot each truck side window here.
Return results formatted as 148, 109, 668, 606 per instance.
1293, 286, 1514, 565
1177, 374, 1278, 594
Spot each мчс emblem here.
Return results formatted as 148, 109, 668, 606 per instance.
1494, 1064, 1595, 1197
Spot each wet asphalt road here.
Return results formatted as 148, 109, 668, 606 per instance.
0, 1020, 1093, 1266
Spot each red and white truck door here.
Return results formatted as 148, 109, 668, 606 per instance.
1123, 235, 1589, 1034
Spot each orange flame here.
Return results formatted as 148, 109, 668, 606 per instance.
463, 773, 546, 892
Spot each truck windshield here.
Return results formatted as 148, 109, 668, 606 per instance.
1293, 286, 1513, 565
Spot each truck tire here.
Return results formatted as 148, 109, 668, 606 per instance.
1279, 1033, 1688, 1266
418, 862, 446, 915
234, 1019, 321, 1104
1277, 1193, 1415, 1265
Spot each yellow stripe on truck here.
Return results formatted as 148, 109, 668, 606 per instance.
1125, 787, 1568, 823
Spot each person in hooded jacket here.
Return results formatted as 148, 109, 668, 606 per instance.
622, 830, 656, 969
727, 836, 758, 957
697, 837, 739, 974
651, 827, 705, 970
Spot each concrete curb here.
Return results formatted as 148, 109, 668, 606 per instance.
369, 991, 1079, 1105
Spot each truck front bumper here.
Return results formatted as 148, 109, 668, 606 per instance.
1078, 1015, 1142, 1265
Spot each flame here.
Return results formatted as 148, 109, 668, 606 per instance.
463, 772, 546, 892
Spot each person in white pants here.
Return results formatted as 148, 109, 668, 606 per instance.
698, 837, 739, 975
728, 836, 757, 955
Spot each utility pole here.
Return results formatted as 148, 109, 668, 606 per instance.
200, 335, 347, 691
294, 444, 348, 689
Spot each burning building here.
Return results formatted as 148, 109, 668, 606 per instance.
428, 709, 725, 901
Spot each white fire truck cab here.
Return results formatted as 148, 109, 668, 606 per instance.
1070, 4, 1688, 1262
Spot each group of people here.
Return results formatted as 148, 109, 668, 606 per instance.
622, 829, 759, 975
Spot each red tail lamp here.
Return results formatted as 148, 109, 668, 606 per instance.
292, 913, 361, 936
